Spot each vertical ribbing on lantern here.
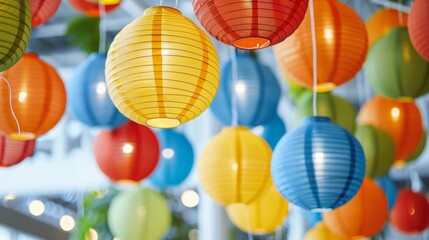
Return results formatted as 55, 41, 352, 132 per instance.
0, 134, 35, 167
68, 0, 120, 17
106, 6, 219, 129
29, 0, 61, 27
409, 0, 429, 62
0, 0, 31, 71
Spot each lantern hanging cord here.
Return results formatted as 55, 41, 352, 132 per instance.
230, 47, 239, 126
159, 0, 179, 8
98, 2, 107, 53
309, 0, 318, 116
0, 74, 21, 135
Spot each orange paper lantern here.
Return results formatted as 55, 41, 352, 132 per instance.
0, 134, 35, 167
366, 8, 408, 48
409, 0, 429, 61
68, 0, 120, 17
0, 53, 67, 139
304, 222, 349, 240
29, 0, 61, 27
358, 95, 423, 163
323, 178, 388, 238
274, 0, 368, 92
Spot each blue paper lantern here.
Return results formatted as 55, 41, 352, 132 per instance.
254, 115, 286, 149
68, 53, 128, 128
149, 129, 194, 190
375, 175, 397, 211
271, 116, 366, 211
209, 51, 281, 127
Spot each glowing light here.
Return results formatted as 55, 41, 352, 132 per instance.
122, 144, 134, 154
86, 228, 98, 240
324, 28, 334, 41
161, 49, 169, 55
29, 200, 45, 216
408, 207, 416, 215
137, 206, 147, 216
162, 148, 175, 159
60, 215, 75, 231
96, 82, 106, 95
18, 91, 27, 103
252, 126, 264, 136
4, 194, 15, 201
181, 190, 200, 208
232, 163, 238, 171
235, 81, 246, 94
391, 107, 400, 120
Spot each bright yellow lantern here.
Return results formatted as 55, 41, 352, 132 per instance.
305, 222, 349, 240
226, 183, 289, 234
198, 127, 272, 206
106, 6, 220, 128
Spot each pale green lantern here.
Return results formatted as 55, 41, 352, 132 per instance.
295, 91, 356, 132
355, 125, 395, 178
108, 187, 171, 240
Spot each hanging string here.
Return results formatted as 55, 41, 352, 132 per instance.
0, 74, 21, 135
309, 0, 318, 116
243, 207, 254, 240
159, 0, 178, 7
230, 47, 239, 126
98, 2, 107, 53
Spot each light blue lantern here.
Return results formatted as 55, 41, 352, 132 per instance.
375, 175, 397, 211
148, 129, 194, 190
271, 116, 366, 211
254, 115, 286, 149
209, 51, 281, 127
68, 53, 128, 128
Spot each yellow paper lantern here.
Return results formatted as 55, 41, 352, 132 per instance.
198, 127, 272, 206
226, 183, 289, 234
305, 222, 349, 240
106, 6, 220, 128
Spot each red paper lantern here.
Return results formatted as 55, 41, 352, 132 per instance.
94, 122, 160, 183
409, 0, 429, 61
0, 134, 35, 167
29, 0, 61, 27
192, 0, 309, 50
390, 189, 429, 235
68, 0, 121, 17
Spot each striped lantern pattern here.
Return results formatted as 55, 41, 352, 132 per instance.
192, 0, 309, 50
68, 0, 121, 17
0, 134, 35, 167
0, 0, 31, 71
29, 0, 61, 27
68, 53, 128, 129
409, 0, 429, 61
271, 116, 366, 211
106, 6, 220, 129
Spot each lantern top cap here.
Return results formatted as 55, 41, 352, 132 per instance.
303, 116, 332, 124
144, 6, 182, 16
222, 126, 249, 132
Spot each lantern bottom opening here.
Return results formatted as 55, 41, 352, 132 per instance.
146, 118, 181, 128
309, 207, 333, 213
233, 37, 271, 50
9, 132, 36, 140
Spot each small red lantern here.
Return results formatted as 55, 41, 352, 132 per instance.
390, 189, 429, 235
409, 0, 429, 61
0, 134, 35, 167
68, 0, 121, 17
29, 0, 61, 27
192, 0, 309, 50
94, 122, 160, 183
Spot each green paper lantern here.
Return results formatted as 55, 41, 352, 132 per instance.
366, 27, 429, 99
398, 132, 426, 167
108, 187, 171, 240
355, 125, 395, 178
295, 91, 356, 133
0, 0, 31, 71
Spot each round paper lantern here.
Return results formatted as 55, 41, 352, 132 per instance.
323, 178, 388, 238
94, 121, 160, 183
274, 0, 368, 91
409, 0, 429, 61
401, 132, 427, 167
390, 189, 429, 234
68, 0, 120, 17
106, 6, 220, 129
29, 0, 61, 27
304, 222, 349, 240
0, 134, 35, 167
148, 129, 194, 190
0, 0, 31, 72
226, 183, 289, 234
358, 95, 423, 163
68, 53, 128, 129
271, 116, 365, 211
295, 91, 356, 133
192, 0, 309, 50
254, 115, 286, 149
0, 53, 67, 139
366, 27, 429, 99
366, 8, 408, 48
108, 187, 171, 240
198, 127, 271, 206
210, 51, 281, 127
375, 176, 397, 211
355, 125, 395, 178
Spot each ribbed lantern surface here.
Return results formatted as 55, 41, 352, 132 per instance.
29, 0, 61, 27
409, 0, 429, 61
0, 134, 35, 167
366, 8, 408, 48
68, 0, 120, 17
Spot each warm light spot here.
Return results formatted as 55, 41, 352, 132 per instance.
137, 206, 147, 216
96, 82, 106, 95
60, 215, 75, 231
29, 200, 45, 216
313, 152, 325, 162
4, 194, 15, 201
232, 163, 238, 171
86, 228, 98, 240
408, 207, 415, 215
113, 238, 121, 240
18, 91, 27, 103
324, 28, 334, 41
235, 81, 247, 94
181, 190, 200, 208
162, 148, 175, 159
122, 144, 134, 154
391, 107, 400, 121
161, 49, 169, 55
252, 126, 264, 136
